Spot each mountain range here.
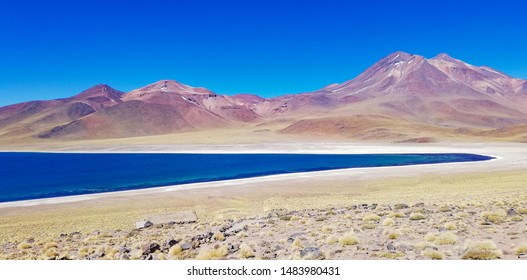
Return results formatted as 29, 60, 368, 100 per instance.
1, 51, 527, 143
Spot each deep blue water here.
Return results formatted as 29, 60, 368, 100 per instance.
0, 153, 493, 203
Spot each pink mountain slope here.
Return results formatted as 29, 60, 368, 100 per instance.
1, 51, 526, 141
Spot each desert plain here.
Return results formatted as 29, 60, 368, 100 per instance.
0, 139, 526, 260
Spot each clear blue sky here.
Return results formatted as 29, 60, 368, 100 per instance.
1, 0, 526, 106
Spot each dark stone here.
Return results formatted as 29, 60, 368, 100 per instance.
300, 247, 324, 260
69, 232, 82, 238
387, 243, 396, 251
181, 243, 192, 250
166, 239, 179, 248
143, 243, 161, 255
228, 244, 240, 253
118, 246, 130, 255
135, 220, 153, 229
507, 208, 517, 216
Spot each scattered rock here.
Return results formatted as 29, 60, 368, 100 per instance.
507, 208, 517, 216
300, 247, 324, 260
482, 218, 493, 225
165, 239, 179, 249
147, 211, 198, 225
225, 220, 254, 236
143, 243, 161, 255
387, 243, 396, 251
118, 246, 130, 255
287, 232, 305, 242
228, 243, 240, 253
180, 243, 192, 250
397, 243, 411, 252
135, 220, 153, 229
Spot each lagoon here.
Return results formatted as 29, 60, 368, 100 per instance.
0, 152, 492, 203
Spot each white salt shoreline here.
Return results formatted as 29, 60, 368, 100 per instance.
0, 142, 523, 209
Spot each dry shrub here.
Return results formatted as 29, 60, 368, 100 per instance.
362, 214, 381, 222
292, 238, 303, 249
409, 212, 426, 221
168, 244, 182, 256
481, 210, 507, 224
339, 233, 359, 245
434, 232, 458, 245
239, 243, 255, 259
196, 245, 228, 260
213, 231, 225, 241
383, 229, 402, 240
514, 243, 527, 255
462, 240, 502, 260
326, 235, 339, 245
422, 249, 445, 260
444, 222, 457, 230
382, 218, 395, 226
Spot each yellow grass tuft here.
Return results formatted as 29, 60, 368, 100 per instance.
462, 240, 502, 260
77, 247, 89, 258
455, 212, 469, 219
510, 215, 523, 222
514, 243, 527, 255
481, 210, 507, 224
444, 222, 457, 230
43, 248, 59, 259
195, 245, 228, 260
239, 243, 255, 259
434, 232, 458, 245
322, 226, 333, 233
382, 218, 395, 226
17, 242, 31, 250
44, 242, 58, 250
517, 207, 527, 214
383, 229, 402, 240
388, 212, 405, 218
168, 244, 182, 256
362, 214, 381, 222
292, 238, 303, 249
213, 231, 225, 241
376, 252, 404, 259
326, 235, 339, 245
424, 233, 437, 242
289, 215, 301, 221
422, 249, 445, 260
361, 223, 377, 230
339, 233, 359, 246
409, 212, 426, 221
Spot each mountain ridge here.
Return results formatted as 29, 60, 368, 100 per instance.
1, 51, 526, 142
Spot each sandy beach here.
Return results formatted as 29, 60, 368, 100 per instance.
1, 142, 526, 260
